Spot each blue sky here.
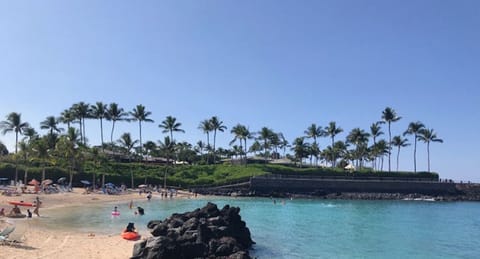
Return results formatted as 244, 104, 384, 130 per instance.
0, 1, 479, 181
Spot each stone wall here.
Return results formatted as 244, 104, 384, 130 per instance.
250, 176, 457, 195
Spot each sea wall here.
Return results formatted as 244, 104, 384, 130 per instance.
250, 176, 457, 195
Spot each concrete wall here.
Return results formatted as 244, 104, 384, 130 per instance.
250, 177, 457, 195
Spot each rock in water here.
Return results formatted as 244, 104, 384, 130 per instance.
132, 202, 254, 259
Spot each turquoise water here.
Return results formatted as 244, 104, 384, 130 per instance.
38, 197, 480, 258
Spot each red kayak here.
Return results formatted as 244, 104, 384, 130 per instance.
8, 201, 34, 207
121, 231, 140, 240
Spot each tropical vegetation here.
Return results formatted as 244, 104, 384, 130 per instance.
0, 104, 443, 186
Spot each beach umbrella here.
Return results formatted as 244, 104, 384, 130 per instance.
80, 180, 91, 185
28, 179, 40, 185
42, 179, 53, 185
138, 184, 147, 188
57, 177, 66, 183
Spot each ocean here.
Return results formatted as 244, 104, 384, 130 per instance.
38, 196, 480, 258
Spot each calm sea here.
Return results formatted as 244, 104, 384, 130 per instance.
37, 197, 480, 258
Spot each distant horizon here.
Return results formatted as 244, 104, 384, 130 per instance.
1, 1, 479, 182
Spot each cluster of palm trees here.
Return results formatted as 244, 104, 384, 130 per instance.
0, 103, 443, 185
292, 107, 443, 173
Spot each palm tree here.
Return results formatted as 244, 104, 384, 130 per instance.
258, 127, 274, 163
106, 103, 127, 143
22, 127, 38, 143
32, 136, 50, 182
305, 123, 324, 144
158, 136, 175, 188
0, 140, 8, 156
198, 119, 212, 147
372, 139, 389, 171
40, 116, 64, 136
159, 116, 184, 142
230, 124, 250, 162
324, 121, 343, 167
72, 102, 90, 145
209, 116, 227, 164
118, 133, 139, 188
130, 104, 154, 155
418, 128, 443, 172
18, 141, 31, 183
291, 137, 310, 166
381, 107, 401, 172
369, 122, 384, 170
90, 102, 107, 149
56, 127, 82, 186
305, 123, 324, 165
391, 136, 410, 172
0, 112, 30, 154
0, 112, 30, 184
346, 128, 370, 168
143, 141, 157, 157
403, 121, 425, 172
60, 108, 76, 129
278, 133, 289, 157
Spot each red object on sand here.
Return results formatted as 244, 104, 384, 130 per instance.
8, 201, 34, 207
121, 231, 140, 240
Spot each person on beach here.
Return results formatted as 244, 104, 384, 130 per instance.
27, 209, 32, 218
147, 191, 152, 201
135, 207, 144, 215
0, 208, 5, 217
34, 196, 42, 208
129, 200, 133, 209
8, 205, 22, 216
33, 205, 40, 217
125, 222, 136, 232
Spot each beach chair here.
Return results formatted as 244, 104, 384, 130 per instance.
0, 225, 15, 244
0, 224, 26, 246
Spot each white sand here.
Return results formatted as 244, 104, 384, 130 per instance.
0, 188, 198, 259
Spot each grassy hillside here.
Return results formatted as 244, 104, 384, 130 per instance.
0, 162, 438, 188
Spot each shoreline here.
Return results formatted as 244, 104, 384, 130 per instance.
0, 188, 199, 259
2, 186, 479, 258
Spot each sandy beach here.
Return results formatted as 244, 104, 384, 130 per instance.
0, 188, 196, 259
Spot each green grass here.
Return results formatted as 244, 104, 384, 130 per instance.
0, 162, 438, 187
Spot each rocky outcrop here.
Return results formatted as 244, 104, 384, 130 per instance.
131, 202, 255, 259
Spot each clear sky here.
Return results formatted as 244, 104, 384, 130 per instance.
0, 1, 479, 181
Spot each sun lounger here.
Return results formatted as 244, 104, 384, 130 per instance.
0, 223, 26, 246
0, 225, 15, 244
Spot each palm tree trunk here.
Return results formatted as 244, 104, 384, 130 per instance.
92, 171, 96, 190
331, 137, 335, 167
100, 118, 104, 150
388, 122, 392, 173
427, 142, 430, 172
102, 173, 105, 188
244, 139, 248, 166
24, 168, 28, 186
42, 165, 46, 182
213, 130, 217, 164
396, 147, 400, 172
413, 136, 417, 172
264, 141, 267, 163
130, 157, 134, 189
139, 121, 143, 155
111, 121, 115, 143
381, 156, 384, 171
82, 117, 86, 145
79, 119, 83, 144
